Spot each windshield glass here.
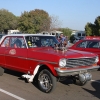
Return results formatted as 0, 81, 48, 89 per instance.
25, 36, 59, 48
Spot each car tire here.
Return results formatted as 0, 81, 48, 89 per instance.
38, 69, 57, 93
0, 67, 4, 76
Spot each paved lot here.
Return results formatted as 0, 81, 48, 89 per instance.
0, 69, 100, 100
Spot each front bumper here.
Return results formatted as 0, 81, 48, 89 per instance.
55, 66, 100, 76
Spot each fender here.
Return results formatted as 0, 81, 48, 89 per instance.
22, 65, 40, 82
22, 62, 58, 82
36, 62, 58, 76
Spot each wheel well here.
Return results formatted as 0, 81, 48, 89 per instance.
38, 65, 54, 76
33, 64, 58, 83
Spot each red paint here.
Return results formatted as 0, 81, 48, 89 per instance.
0, 35, 98, 77
69, 39, 100, 65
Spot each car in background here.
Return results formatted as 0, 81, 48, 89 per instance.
0, 34, 6, 40
73, 36, 85, 44
0, 34, 99, 93
70, 34, 85, 44
69, 36, 100, 65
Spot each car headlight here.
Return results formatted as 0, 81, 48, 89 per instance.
59, 58, 66, 68
95, 56, 99, 63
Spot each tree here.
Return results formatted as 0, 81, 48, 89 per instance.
18, 11, 35, 33
85, 16, 100, 36
0, 9, 18, 33
50, 15, 62, 31
85, 23, 93, 36
18, 9, 51, 33
94, 16, 100, 35
58, 28, 72, 39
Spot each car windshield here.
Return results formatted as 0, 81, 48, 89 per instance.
25, 36, 59, 48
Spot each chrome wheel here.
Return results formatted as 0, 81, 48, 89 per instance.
38, 69, 56, 93
39, 74, 52, 90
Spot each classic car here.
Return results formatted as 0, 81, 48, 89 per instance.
0, 34, 99, 93
69, 37, 100, 65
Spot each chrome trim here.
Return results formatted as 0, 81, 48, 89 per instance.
23, 36, 28, 49
55, 66, 99, 73
65, 57, 96, 68
55, 66, 100, 76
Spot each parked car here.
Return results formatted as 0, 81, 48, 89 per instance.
69, 37, 100, 65
0, 34, 6, 40
70, 34, 85, 44
0, 34, 99, 93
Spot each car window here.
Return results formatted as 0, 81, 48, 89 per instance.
82, 33, 85, 36
77, 33, 81, 36
1, 37, 10, 47
86, 41, 99, 48
25, 36, 40, 48
25, 36, 59, 48
41, 38, 56, 47
77, 41, 86, 48
10, 37, 26, 48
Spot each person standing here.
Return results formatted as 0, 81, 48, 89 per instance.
58, 33, 65, 43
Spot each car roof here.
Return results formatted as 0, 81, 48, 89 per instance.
84, 36, 100, 40
83, 39, 100, 41
3, 34, 54, 37
0, 34, 55, 44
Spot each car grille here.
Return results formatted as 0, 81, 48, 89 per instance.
66, 57, 96, 68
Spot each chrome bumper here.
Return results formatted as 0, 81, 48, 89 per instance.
55, 66, 100, 76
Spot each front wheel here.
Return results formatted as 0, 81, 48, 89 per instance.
38, 69, 57, 93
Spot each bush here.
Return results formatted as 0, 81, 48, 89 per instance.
70, 35, 75, 43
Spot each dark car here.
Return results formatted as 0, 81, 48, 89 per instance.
0, 34, 6, 40
70, 35, 85, 44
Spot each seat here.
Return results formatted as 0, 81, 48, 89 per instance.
13, 39, 22, 48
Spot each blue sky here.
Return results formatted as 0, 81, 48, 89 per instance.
0, 0, 100, 30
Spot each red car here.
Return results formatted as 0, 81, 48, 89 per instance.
0, 34, 99, 93
69, 37, 100, 65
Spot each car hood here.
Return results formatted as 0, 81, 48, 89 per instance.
30, 47, 96, 60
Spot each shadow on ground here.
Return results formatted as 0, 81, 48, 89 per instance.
82, 80, 100, 99
4, 69, 23, 77
4, 69, 40, 90
59, 78, 74, 86
4, 69, 30, 83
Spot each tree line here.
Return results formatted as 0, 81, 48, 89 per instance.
0, 8, 72, 37
0, 9, 51, 33
1, 8, 100, 37
85, 16, 100, 36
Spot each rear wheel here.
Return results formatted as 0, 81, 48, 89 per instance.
38, 69, 56, 93
0, 67, 4, 76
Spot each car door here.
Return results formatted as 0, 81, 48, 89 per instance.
0, 37, 10, 67
72, 40, 87, 51
3, 36, 29, 73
